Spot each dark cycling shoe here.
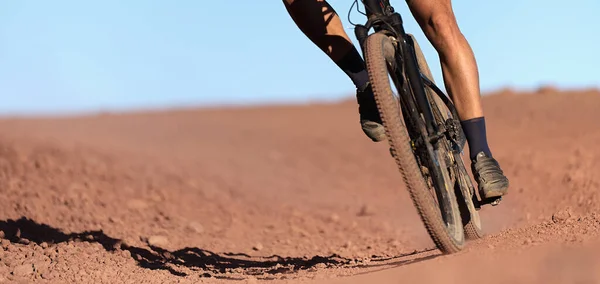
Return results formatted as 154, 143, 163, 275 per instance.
356, 82, 386, 142
471, 152, 509, 199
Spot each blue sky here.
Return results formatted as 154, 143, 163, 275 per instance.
0, 0, 598, 115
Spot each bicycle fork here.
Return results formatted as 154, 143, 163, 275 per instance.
354, 9, 441, 143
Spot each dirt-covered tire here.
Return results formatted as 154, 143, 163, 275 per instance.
408, 34, 484, 240
364, 32, 465, 254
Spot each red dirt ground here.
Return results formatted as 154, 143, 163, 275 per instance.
0, 88, 599, 283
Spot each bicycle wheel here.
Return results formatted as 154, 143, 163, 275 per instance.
364, 32, 465, 253
408, 34, 483, 240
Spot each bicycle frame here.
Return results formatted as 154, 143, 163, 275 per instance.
354, 0, 464, 149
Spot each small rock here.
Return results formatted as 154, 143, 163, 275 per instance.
186, 222, 204, 234
162, 251, 174, 260
18, 238, 30, 245
252, 243, 263, 251
291, 226, 310, 237
357, 205, 375, 216
0, 230, 5, 239
121, 250, 131, 258
3, 257, 14, 267
343, 241, 352, 249
1, 239, 10, 249
487, 244, 495, 249
108, 216, 121, 224
150, 194, 163, 202
32, 262, 48, 275
523, 238, 533, 245
552, 209, 572, 223
147, 235, 168, 247
313, 263, 327, 270
12, 264, 33, 276
42, 271, 58, 280
40, 242, 49, 249
328, 214, 340, 223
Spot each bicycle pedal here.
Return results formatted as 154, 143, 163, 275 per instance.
490, 197, 502, 206
480, 196, 502, 207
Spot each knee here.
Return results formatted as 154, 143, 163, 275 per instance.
423, 10, 463, 51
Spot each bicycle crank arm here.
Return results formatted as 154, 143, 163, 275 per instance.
477, 196, 503, 208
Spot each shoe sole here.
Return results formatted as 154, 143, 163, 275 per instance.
362, 124, 386, 142
479, 184, 509, 199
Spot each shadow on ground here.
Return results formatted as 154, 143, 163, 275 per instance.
0, 217, 438, 279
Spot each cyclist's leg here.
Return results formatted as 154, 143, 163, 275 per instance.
405, 0, 508, 198
283, 0, 385, 142
283, 0, 365, 87
406, 0, 482, 121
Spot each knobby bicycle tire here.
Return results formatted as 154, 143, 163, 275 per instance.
364, 32, 464, 253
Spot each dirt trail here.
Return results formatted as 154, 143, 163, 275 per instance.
0, 89, 598, 283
